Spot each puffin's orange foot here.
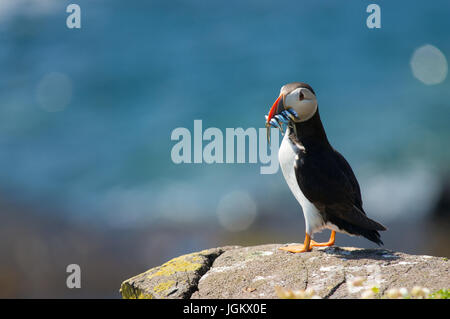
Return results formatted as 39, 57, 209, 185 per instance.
310, 240, 334, 247
279, 244, 312, 253
310, 230, 336, 247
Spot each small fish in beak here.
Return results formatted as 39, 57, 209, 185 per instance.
265, 107, 298, 144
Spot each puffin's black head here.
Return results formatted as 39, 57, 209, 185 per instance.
266, 82, 317, 127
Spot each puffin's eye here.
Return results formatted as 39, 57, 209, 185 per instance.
299, 91, 304, 101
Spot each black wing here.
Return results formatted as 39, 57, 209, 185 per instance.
294, 147, 386, 232
332, 149, 363, 210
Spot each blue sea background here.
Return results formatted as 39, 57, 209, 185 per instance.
0, 0, 449, 297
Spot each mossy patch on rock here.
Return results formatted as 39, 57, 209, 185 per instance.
153, 280, 176, 294
120, 283, 153, 299
146, 253, 204, 279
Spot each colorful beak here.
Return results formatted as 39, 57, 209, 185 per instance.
265, 94, 285, 144
266, 94, 284, 125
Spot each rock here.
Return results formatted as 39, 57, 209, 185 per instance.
120, 244, 449, 299
120, 246, 238, 299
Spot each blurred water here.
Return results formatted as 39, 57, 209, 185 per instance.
0, 0, 449, 230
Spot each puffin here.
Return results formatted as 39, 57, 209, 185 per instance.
265, 82, 386, 253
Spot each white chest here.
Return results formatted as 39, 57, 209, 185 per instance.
278, 129, 324, 234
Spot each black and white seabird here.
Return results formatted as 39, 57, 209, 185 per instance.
265, 82, 386, 253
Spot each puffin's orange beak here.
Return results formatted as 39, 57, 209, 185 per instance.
265, 94, 285, 144
266, 94, 284, 125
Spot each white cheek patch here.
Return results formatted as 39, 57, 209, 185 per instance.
284, 89, 317, 122
284, 89, 301, 109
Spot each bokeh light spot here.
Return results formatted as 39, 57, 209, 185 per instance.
410, 44, 448, 85
216, 190, 257, 232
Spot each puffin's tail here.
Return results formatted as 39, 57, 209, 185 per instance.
327, 210, 387, 246
357, 227, 384, 246
331, 218, 385, 245
357, 211, 387, 246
